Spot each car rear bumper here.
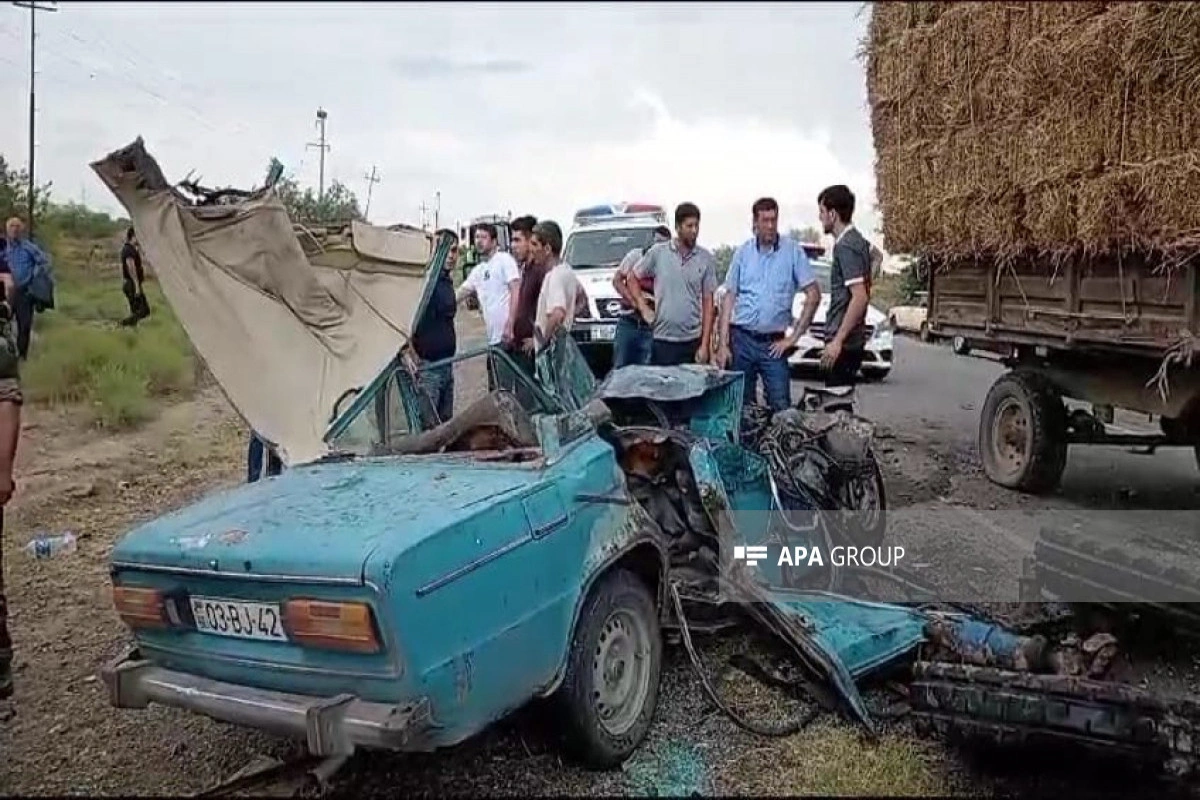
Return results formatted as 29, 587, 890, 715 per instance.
101, 648, 433, 756
787, 337, 894, 371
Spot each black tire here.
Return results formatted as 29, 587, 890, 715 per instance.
845, 455, 888, 546
556, 568, 662, 769
978, 370, 1068, 494
919, 321, 931, 343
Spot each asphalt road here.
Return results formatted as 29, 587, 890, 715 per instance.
794, 336, 1200, 603
825, 336, 1200, 509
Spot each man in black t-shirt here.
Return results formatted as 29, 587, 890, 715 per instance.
817, 185, 873, 389
119, 228, 150, 327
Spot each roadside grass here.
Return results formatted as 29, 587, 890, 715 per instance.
22, 234, 196, 429
723, 719, 959, 796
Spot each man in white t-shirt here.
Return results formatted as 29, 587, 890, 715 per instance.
456, 222, 520, 347
530, 220, 583, 352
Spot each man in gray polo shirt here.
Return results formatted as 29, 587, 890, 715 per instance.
626, 202, 717, 367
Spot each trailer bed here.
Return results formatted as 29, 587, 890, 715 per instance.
928, 256, 1198, 359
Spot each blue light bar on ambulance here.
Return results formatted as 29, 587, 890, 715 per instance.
572, 202, 667, 227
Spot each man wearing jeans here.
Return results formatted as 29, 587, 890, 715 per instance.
626, 203, 717, 367
611, 224, 671, 368
715, 198, 821, 411
818, 184, 873, 391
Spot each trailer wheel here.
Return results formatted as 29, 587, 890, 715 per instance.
979, 370, 1067, 493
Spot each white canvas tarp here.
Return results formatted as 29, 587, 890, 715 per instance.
90, 138, 437, 466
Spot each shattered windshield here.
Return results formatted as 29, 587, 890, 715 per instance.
564, 228, 658, 268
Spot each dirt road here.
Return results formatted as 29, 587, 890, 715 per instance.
1, 334, 1196, 796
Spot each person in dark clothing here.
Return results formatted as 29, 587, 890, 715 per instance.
411, 230, 460, 422
817, 184, 873, 394
507, 215, 542, 378
119, 228, 150, 327
0, 263, 23, 701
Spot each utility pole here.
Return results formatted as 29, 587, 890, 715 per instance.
13, 0, 57, 237
418, 201, 430, 230
306, 107, 330, 202
434, 191, 441, 230
362, 166, 380, 221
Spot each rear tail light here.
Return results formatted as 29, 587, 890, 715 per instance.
113, 586, 169, 630
282, 599, 381, 653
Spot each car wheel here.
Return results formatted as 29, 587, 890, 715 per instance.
557, 568, 662, 769
919, 322, 931, 343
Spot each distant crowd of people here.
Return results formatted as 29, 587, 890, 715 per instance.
609, 185, 876, 412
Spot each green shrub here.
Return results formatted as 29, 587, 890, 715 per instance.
23, 280, 195, 429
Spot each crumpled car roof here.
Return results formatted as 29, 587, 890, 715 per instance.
89, 137, 436, 467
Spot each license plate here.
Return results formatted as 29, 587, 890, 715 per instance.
591, 324, 616, 341
189, 596, 288, 642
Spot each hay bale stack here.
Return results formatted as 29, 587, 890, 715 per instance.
866, 1, 1200, 265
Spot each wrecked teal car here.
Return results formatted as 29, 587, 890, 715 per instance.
93, 139, 936, 771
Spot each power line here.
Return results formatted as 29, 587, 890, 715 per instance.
362, 165, 380, 221
12, 0, 58, 236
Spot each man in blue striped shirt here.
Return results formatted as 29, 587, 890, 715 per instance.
714, 198, 821, 411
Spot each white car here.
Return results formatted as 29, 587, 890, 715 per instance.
563, 203, 670, 369
715, 256, 895, 380
888, 291, 930, 341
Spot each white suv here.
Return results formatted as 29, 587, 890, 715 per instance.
563, 203, 669, 373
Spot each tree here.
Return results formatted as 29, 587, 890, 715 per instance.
0, 155, 52, 225
786, 226, 822, 244
713, 244, 735, 282
273, 171, 364, 227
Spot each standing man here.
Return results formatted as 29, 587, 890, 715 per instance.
715, 198, 821, 411
412, 230, 461, 422
0, 251, 23, 702
531, 220, 583, 350
626, 203, 717, 367
610, 224, 671, 369
507, 215, 543, 378
119, 228, 150, 327
4, 217, 51, 361
817, 185, 873, 389
457, 222, 520, 351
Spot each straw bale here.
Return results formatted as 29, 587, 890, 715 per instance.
867, 1, 1200, 263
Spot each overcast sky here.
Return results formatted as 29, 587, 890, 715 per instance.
0, 1, 881, 250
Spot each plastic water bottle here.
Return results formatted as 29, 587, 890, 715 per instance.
24, 532, 77, 559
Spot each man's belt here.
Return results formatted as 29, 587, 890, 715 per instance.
732, 325, 785, 342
